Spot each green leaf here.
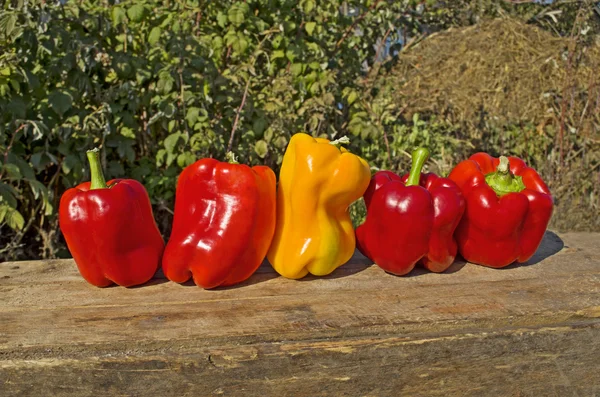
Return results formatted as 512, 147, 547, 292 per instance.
148, 27, 161, 46
271, 35, 283, 49
157, 73, 174, 95
31, 152, 44, 169
186, 107, 200, 128
271, 50, 285, 60
164, 133, 181, 153
305, 22, 316, 36
274, 136, 288, 149
228, 3, 249, 27
49, 91, 72, 117
0, 205, 7, 224
203, 80, 211, 99
127, 4, 146, 23
229, 32, 248, 55
0, 182, 18, 207
286, 46, 300, 63
44, 201, 54, 216
166, 152, 176, 167
136, 68, 151, 85
3, 164, 21, 179
62, 155, 81, 175
253, 118, 268, 136
8, 154, 35, 180
303, 0, 315, 13
117, 139, 136, 162
347, 90, 358, 106
291, 63, 304, 76
177, 152, 196, 168
111, 7, 127, 26
254, 140, 268, 158
108, 161, 125, 177
264, 128, 274, 142
163, 103, 176, 118
120, 127, 136, 139
160, 14, 173, 28
7, 97, 26, 119
0, 13, 18, 38
217, 11, 228, 28
27, 179, 44, 200
156, 149, 167, 167
5, 207, 24, 231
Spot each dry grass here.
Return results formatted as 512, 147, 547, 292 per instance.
379, 18, 600, 231
390, 18, 599, 129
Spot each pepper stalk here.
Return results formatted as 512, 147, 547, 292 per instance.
406, 147, 430, 186
485, 156, 526, 196
87, 148, 107, 190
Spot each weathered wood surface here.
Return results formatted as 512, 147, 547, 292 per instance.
0, 231, 598, 396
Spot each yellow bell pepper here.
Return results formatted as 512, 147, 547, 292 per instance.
267, 133, 371, 279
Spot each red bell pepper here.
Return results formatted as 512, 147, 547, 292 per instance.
162, 156, 276, 289
448, 153, 553, 268
59, 149, 164, 287
356, 148, 465, 275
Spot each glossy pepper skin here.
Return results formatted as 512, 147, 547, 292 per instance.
448, 153, 553, 268
162, 158, 276, 289
59, 149, 164, 287
267, 133, 370, 279
356, 148, 465, 275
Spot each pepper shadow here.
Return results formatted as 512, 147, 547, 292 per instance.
400, 257, 468, 278
128, 270, 171, 288
149, 261, 282, 290
295, 250, 374, 282
499, 230, 564, 269
207, 263, 281, 290
385, 255, 467, 278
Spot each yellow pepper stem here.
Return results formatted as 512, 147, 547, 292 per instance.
225, 151, 239, 164
329, 136, 350, 148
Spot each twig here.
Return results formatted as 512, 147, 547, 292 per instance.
10, 201, 43, 252
364, 27, 392, 87
399, 34, 423, 55
227, 78, 251, 153
336, 0, 382, 49
159, 201, 174, 215
195, 10, 202, 35
0, 124, 26, 181
179, 69, 188, 137
558, 4, 587, 167
373, 28, 392, 64
123, 25, 127, 53
362, 101, 392, 165
382, 128, 391, 166
225, 33, 272, 153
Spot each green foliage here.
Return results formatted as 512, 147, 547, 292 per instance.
0, 0, 421, 259
0, 0, 595, 260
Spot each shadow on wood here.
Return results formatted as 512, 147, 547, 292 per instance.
502, 230, 564, 269
296, 250, 374, 282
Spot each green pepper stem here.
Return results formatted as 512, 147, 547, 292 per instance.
485, 155, 526, 196
497, 156, 510, 173
225, 151, 239, 164
329, 136, 350, 148
406, 147, 429, 186
86, 148, 107, 190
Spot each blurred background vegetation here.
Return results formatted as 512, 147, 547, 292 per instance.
1, 0, 599, 261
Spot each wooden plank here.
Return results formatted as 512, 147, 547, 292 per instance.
0, 231, 599, 396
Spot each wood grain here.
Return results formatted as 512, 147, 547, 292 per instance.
0, 231, 599, 396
